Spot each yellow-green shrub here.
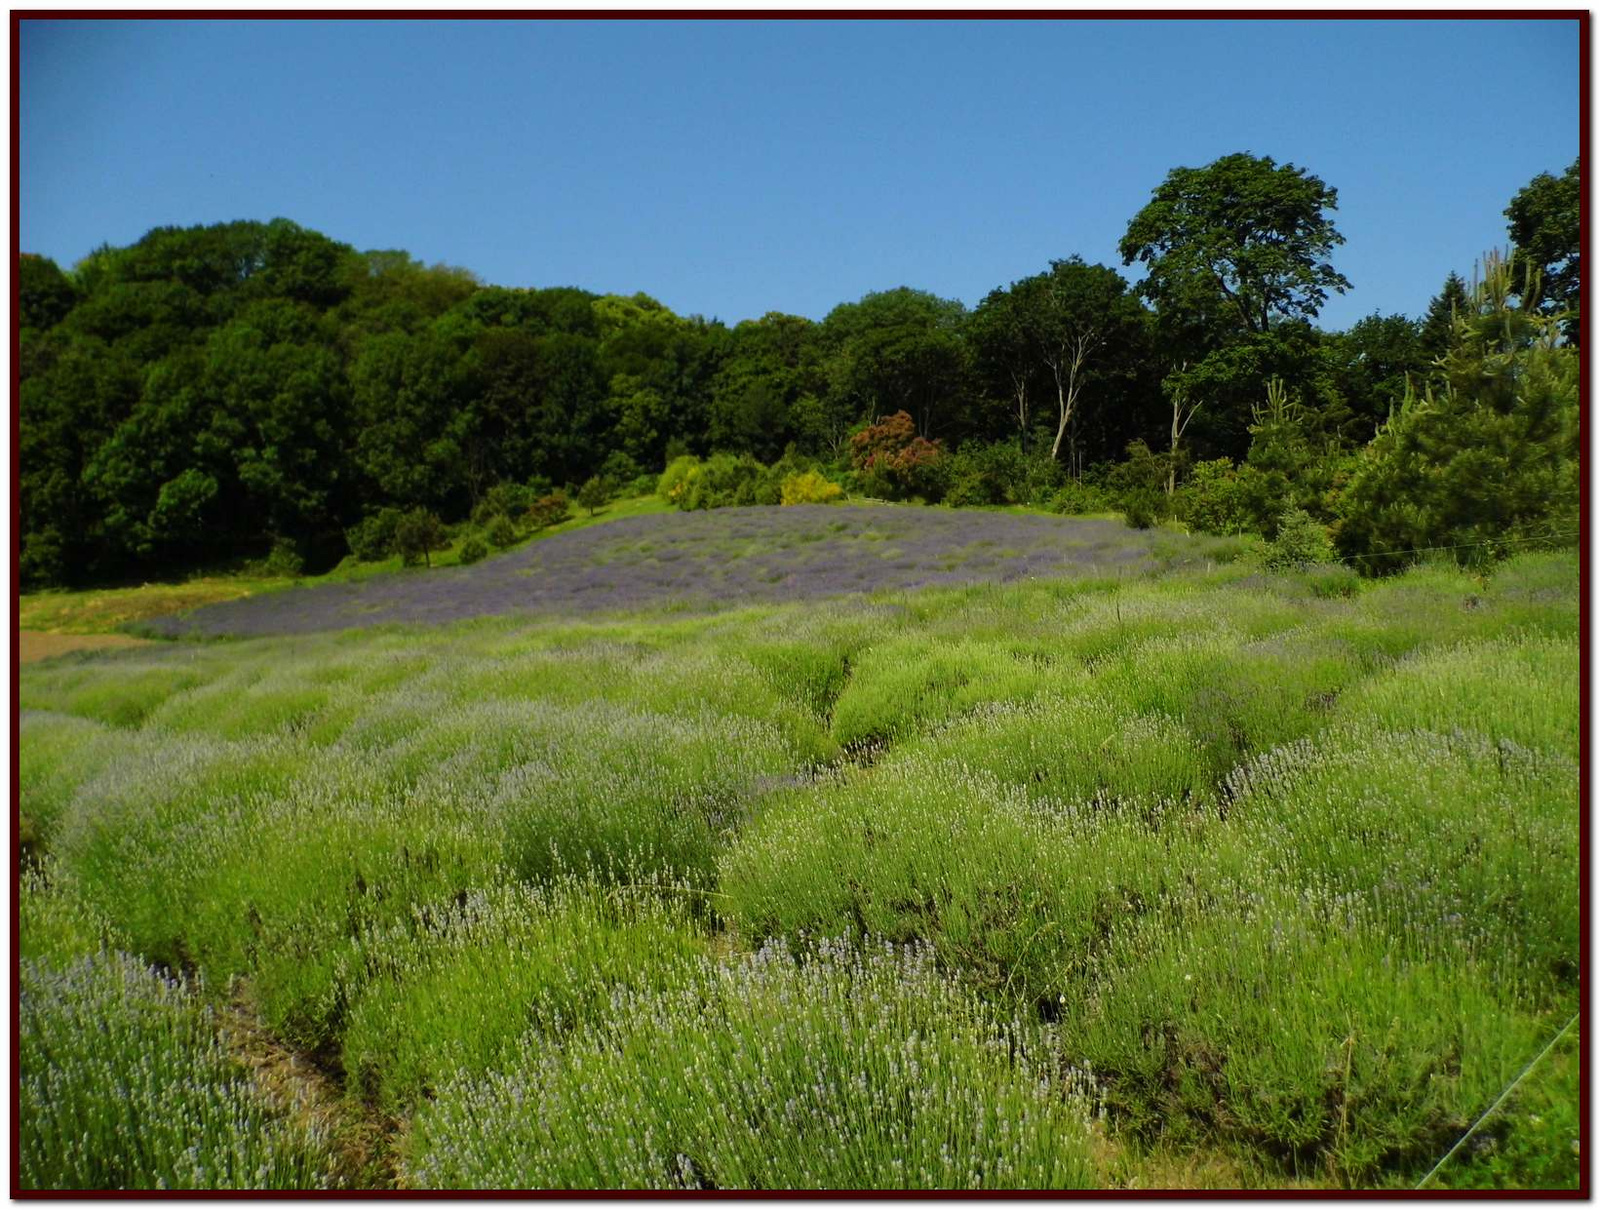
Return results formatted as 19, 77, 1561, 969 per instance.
780, 470, 844, 505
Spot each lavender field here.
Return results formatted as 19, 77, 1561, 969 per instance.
142, 506, 1226, 638
18, 528, 1580, 1191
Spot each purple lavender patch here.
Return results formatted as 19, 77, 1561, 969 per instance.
146, 507, 1188, 638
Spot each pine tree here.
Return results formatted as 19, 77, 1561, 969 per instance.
1418, 271, 1470, 362
1333, 252, 1578, 570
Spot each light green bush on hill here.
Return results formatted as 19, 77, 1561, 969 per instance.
405, 939, 1097, 1190
341, 878, 707, 1115
1064, 893, 1549, 1184
828, 637, 1073, 750
719, 757, 1214, 1006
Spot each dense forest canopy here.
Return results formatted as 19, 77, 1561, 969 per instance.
18, 153, 1579, 589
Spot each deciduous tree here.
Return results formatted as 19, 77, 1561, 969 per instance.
1120, 152, 1350, 337
1505, 159, 1579, 343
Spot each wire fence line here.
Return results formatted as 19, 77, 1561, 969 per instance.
1412, 1012, 1579, 1190
1340, 529, 1580, 565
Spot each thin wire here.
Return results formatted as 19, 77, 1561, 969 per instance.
1413, 1012, 1579, 1190
1344, 530, 1580, 563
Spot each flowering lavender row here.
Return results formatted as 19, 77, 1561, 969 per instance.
147, 507, 1186, 637
406, 937, 1098, 1190
17, 549, 1579, 1189
20, 950, 334, 1190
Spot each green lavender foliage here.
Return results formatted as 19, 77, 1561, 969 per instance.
20, 711, 142, 853
20, 952, 334, 1190
1065, 893, 1552, 1182
340, 878, 708, 1115
18, 543, 1577, 1190
405, 939, 1097, 1190
20, 863, 125, 966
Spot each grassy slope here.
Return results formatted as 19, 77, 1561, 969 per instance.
16, 525, 1578, 1191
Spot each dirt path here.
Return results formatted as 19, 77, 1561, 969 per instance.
19, 630, 153, 663
217, 985, 399, 1190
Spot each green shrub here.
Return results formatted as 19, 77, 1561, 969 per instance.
1047, 479, 1113, 516
1294, 561, 1361, 598
20, 864, 124, 966
472, 483, 531, 527
657, 455, 701, 506
1177, 459, 1250, 534
457, 537, 488, 566
1262, 508, 1337, 570
143, 664, 339, 741
1090, 629, 1364, 770
682, 453, 768, 510
1334, 255, 1578, 572
261, 538, 304, 578
1107, 441, 1171, 529
576, 475, 614, 516
394, 508, 448, 568
405, 939, 1096, 1190
828, 637, 1060, 750
1221, 724, 1577, 984
1064, 894, 1551, 1183
718, 758, 1204, 1006
890, 694, 1214, 811
341, 879, 705, 1115
52, 735, 306, 978
1122, 496, 1157, 529
485, 515, 517, 548
20, 711, 141, 855
600, 451, 643, 485
940, 441, 1063, 508
345, 508, 402, 562
1336, 636, 1577, 760
20, 655, 212, 729
524, 492, 571, 531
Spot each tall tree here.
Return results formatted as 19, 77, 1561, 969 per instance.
1419, 272, 1471, 362
1120, 152, 1351, 336
1328, 312, 1427, 440
818, 288, 971, 439
1003, 259, 1147, 465
970, 285, 1043, 451
1505, 159, 1579, 344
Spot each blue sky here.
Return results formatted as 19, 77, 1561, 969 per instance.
20, 17, 1580, 330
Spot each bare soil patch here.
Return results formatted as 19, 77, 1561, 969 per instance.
19, 630, 153, 664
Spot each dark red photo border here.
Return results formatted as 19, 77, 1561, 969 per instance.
7, 8, 1589, 1199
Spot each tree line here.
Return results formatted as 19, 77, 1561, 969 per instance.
19, 153, 1578, 588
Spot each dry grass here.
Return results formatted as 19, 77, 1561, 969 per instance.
217, 983, 398, 1190
1091, 1124, 1327, 1191
19, 631, 155, 664
19, 579, 278, 635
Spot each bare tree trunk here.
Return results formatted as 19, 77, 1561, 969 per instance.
1168, 405, 1179, 497
1167, 375, 1200, 497
1049, 332, 1095, 461
1012, 371, 1029, 454
1051, 379, 1070, 460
